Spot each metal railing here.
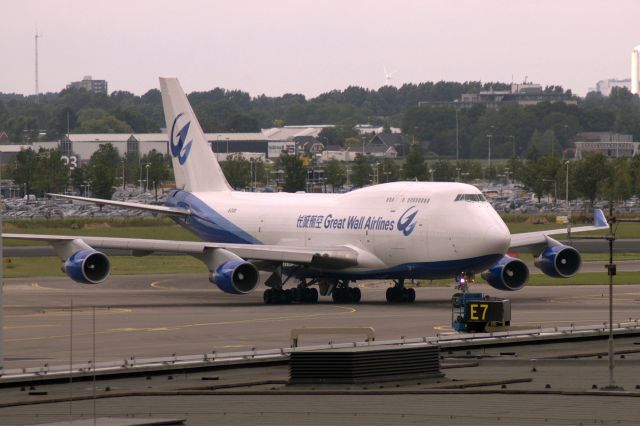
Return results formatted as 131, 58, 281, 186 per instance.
1, 320, 638, 382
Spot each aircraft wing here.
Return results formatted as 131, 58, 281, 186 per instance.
2, 234, 360, 269
509, 208, 609, 253
46, 193, 190, 217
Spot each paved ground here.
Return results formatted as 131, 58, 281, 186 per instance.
1, 274, 640, 425
0, 337, 639, 425
2, 273, 639, 369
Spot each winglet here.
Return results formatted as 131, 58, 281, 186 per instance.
593, 209, 608, 228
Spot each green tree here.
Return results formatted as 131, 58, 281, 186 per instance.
87, 143, 120, 199
601, 157, 632, 202
12, 148, 38, 194
323, 158, 346, 191
402, 144, 426, 180
278, 153, 306, 192
350, 154, 373, 187
432, 159, 457, 181
573, 153, 609, 207
380, 157, 400, 182
220, 154, 251, 189
76, 114, 133, 133
31, 149, 69, 196
142, 150, 171, 191
520, 155, 562, 202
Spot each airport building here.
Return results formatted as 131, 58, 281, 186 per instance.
12, 125, 333, 165
66, 75, 108, 94
573, 132, 639, 159
418, 83, 576, 109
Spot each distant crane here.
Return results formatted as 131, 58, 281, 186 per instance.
384, 66, 397, 86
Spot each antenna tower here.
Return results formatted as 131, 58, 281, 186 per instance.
35, 30, 42, 103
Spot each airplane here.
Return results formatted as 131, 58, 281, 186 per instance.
3, 78, 609, 305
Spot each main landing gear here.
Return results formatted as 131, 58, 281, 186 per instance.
385, 279, 416, 303
331, 280, 361, 304
263, 286, 318, 305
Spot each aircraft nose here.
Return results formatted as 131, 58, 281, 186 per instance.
482, 221, 511, 255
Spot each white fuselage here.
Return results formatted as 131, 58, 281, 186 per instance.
178, 181, 511, 278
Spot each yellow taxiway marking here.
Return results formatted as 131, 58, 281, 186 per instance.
5, 307, 131, 319
3, 324, 57, 330
30, 282, 64, 291
149, 280, 178, 290
5, 305, 357, 342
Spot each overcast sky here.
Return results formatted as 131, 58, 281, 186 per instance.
2, 0, 639, 98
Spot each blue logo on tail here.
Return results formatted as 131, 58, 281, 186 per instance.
397, 206, 418, 236
170, 113, 193, 165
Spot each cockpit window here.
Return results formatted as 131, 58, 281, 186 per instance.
454, 193, 486, 202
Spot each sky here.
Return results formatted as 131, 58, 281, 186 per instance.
2, 0, 640, 98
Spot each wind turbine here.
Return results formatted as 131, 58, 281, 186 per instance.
383, 66, 397, 86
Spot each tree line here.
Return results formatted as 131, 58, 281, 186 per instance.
7, 142, 640, 208
2, 82, 639, 161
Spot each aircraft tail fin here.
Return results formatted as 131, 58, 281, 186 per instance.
159, 77, 231, 192
593, 208, 608, 228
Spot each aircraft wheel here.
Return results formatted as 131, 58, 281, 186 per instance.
307, 288, 319, 303
386, 287, 395, 303
407, 288, 416, 303
263, 289, 273, 304
290, 287, 300, 303
352, 287, 361, 303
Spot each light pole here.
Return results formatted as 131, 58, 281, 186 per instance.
456, 167, 461, 182
486, 134, 492, 169
145, 163, 150, 192
565, 160, 571, 236
509, 135, 516, 157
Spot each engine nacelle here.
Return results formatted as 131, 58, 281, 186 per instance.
211, 259, 259, 294
64, 249, 111, 284
534, 245, 581, 278
481, 255, 529, 291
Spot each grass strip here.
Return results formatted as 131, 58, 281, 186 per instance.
3, 256, 207, 278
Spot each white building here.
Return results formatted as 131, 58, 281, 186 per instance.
593, 78, 632, 96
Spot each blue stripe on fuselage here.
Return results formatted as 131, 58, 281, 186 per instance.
295, 253, 504, 281
164, 190, 262, 244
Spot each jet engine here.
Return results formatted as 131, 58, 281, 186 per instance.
534, 245, 581, 278
481, 255, 529, 291
63, 249, 111, 284
211, 259, 259, 294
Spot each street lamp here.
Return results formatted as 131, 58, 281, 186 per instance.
145, 163, 150, 192
509, 135, 516, 157
456, 167, 461, 182
564, 160, 573, 238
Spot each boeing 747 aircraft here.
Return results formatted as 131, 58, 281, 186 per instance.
3, 78, 609, 304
